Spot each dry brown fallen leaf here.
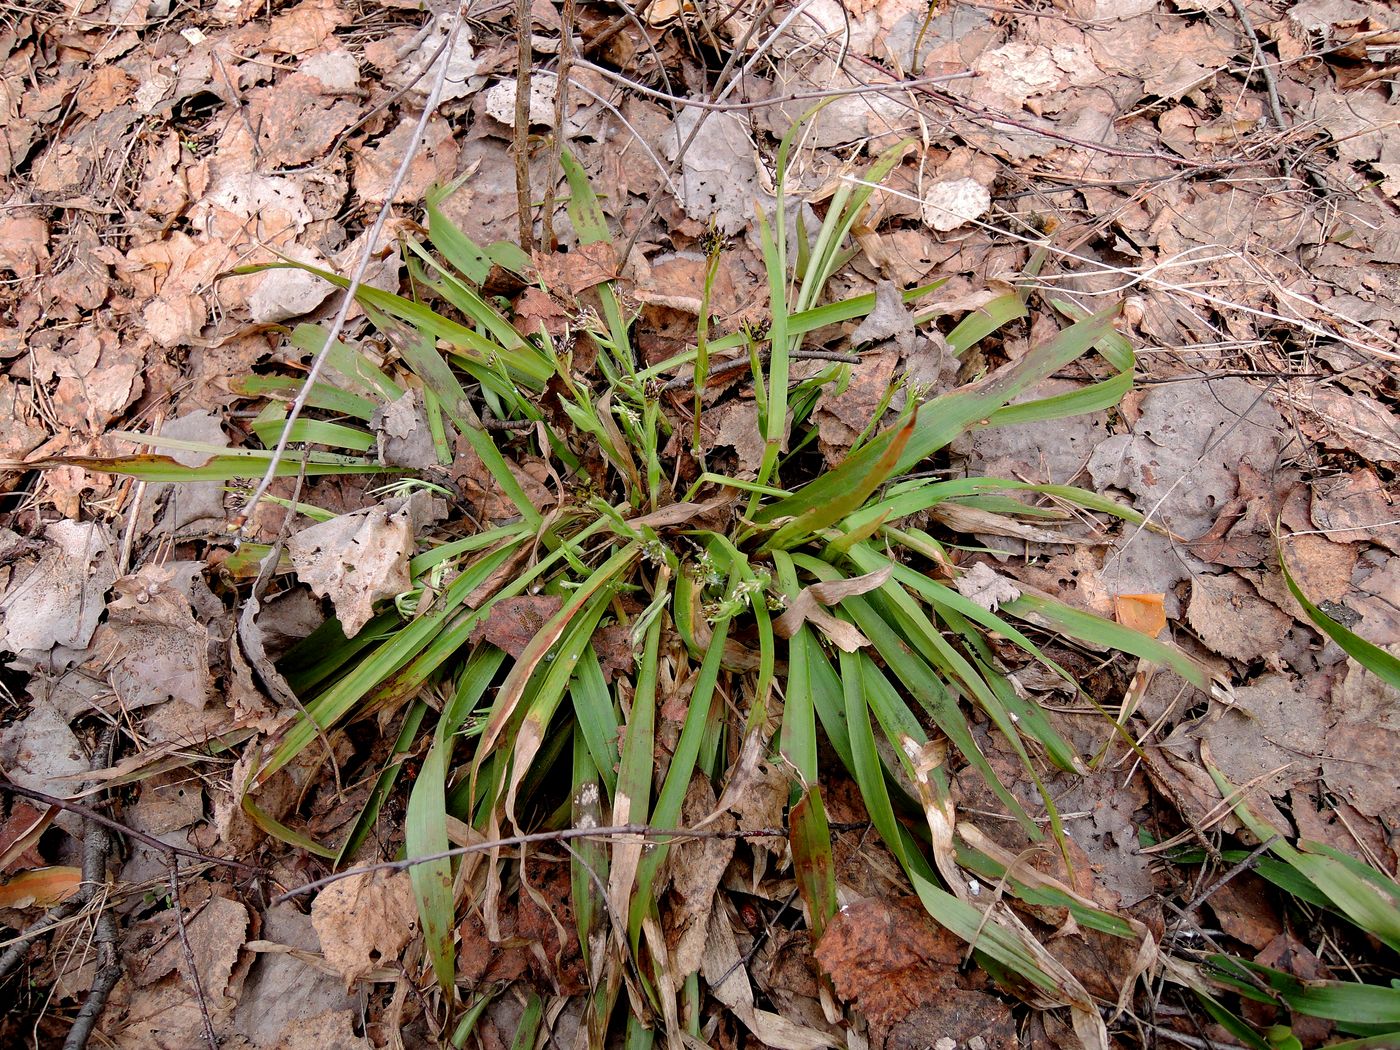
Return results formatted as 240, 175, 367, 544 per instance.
708, 399, 768, 474
815, 895, 1018, 1050
1113, 592, 1166, 636
1087, 378, 1290, 538
814, 348, 900, 466
1278, 383, 1400, 467
230, 901, 361, 1045
0, 802, 51, 872
272, 1009, 372, 1050
0, 519, 117, 653
286, 500, 417, 638
663, 109, 762, 235
1187, 572, 1293, 664
1310, 467, 1400, 552
0, 699, 89, 834
515, 853, 589, 994
133, 891, 250, 1002
633, 250, 749, 320
0, 865, 81, 908
469, 593, 564, 658
92, 561, 222, 710
353, 115, 456, 205
1186, 462, 1284, 569
0, 214, 49, 277
310, 868, 418, 989
531, 240, 618, 297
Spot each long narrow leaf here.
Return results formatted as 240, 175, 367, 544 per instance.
764, 412, 914, 550
790, 788, 837, 940
758, 308, 1117, 524
1281, 550, 1400, 687
407, 714, 455, 990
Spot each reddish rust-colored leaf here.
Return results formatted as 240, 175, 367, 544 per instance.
468, 594, 565, 659
0, 865, 81, 908
1113, 592, 1166, 637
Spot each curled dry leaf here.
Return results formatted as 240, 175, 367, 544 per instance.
709, 400, 768, 472
664, 777, 736, 978
930, 500, 1082, 545
0, 802, 52, 872
774, 566, 891, 652
849, 280, 915, 351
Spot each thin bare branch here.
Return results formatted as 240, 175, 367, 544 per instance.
169, 864, 218, 1050
573, 57, 977, 112
230, 1, 471, 534
0, 778, 263, 875
1227, 0, 1287, 131
540, 0, 575, 249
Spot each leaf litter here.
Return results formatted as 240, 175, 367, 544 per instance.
0, 0, 1398, 1046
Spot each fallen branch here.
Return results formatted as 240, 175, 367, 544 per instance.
0, 729, 121, 1050
61, 758, 121, 1050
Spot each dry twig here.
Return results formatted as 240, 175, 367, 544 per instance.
0, 779, 263, 876
168, 865, 218, 1050
514, 0, 534, 251
231, 0, 471, 533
